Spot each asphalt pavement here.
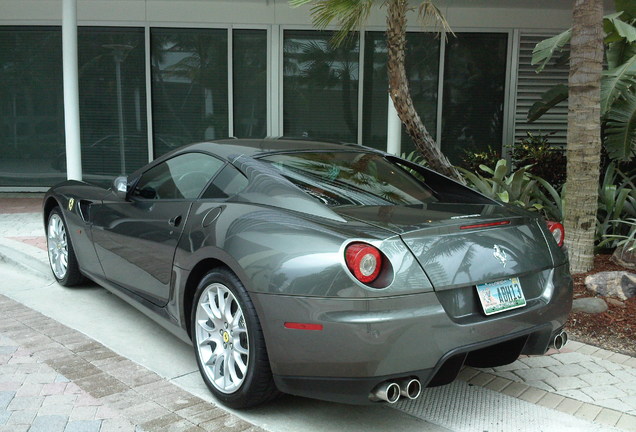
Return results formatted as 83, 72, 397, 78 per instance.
0, 194, 635, 432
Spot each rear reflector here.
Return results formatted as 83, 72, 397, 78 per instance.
460, 220, 510, 230
284, 322, 323, 331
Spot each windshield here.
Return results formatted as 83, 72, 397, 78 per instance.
260, 151, 437, 207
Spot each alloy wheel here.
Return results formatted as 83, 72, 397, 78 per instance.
47, 213, 68, 280
195, 283, 249, 394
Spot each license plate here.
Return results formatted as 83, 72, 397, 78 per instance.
476, 277, 526, 316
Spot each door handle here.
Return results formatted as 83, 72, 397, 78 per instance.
168, 215, 182, 227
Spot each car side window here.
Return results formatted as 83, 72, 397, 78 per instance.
132, 153, 225, 200
201, 164, 248, 199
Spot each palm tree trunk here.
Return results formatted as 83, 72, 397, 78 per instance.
565, 0, 604, 273
385, 0, 461, 182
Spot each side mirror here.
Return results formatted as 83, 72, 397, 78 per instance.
113, 176, 128, 200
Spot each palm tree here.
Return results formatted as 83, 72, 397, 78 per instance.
290, 0, 462, 181
566, 0, 604, 273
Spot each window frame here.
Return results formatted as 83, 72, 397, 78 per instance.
130, 151, 226, 201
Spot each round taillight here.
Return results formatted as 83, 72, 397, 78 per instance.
345, 242, 382, 284
547, 221, 565, 247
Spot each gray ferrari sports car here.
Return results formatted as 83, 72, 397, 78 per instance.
43, 138, 572, 408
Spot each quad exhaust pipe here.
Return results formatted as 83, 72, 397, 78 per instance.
397, 378, 422, 400
551, 330, 568, 350
370, 378, 421, 403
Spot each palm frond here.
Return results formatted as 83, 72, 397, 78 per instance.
291, 0, 374, 47
532, 29, 572, 73
604, 12, 636, 44
607, 39, 636, 70
527, 84, 568, 122
615, 0, 636, 21
417, 1, 454, 41
604, 90, 636, 161
601, 54, 636, 115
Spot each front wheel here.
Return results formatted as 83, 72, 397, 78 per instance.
192, 268, 279, 408
46, 207, 85, 286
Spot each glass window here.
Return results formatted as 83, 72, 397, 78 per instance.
201, 164, 248, 199
133, 153, 224, 200
441, 33, 508, 164
283, 30, 359, 142
362, 32, 440, 154
78, 27, 148, 184
0, 27, 65, 187
233, 29, 267, 138
261, 152, 437, 207
151, 28, 228, 157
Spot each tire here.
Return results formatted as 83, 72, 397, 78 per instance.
46, 207, 85, 286
191, 268, 279, 409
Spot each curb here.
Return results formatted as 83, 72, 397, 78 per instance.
0, 238, 51, 280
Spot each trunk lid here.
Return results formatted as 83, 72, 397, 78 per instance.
335, 203, 554, 290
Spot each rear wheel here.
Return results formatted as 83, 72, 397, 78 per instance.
46, 207, 85, 286
192, 268, 279, 408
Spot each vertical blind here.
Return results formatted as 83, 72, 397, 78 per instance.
0, 27, 65, 187
442, 32, 508, 164
233, 29, 267, 138
283, 30, 360, 142
78, 27, 147, 183
151, 27, 228, 158
514, 32, 569, 148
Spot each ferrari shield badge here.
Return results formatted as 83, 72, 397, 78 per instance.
68, 198, 75, 211
493, 245, 507, 267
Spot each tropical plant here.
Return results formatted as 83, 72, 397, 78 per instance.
508, 131, 567, 190
400, 150, 427, 166
457, 159, 544, 212
459, 145, 501, 174
529, 1, 636, 162
600, 217, 636, 251
596, 162, 636, 247
289, 0, 463, 182
533, 176, 565, 222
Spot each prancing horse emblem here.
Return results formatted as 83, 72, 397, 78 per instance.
493, 245, 507, 267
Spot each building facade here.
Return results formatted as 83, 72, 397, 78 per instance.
0, 0, 581, 190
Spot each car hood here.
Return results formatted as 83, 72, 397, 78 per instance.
335, 203, 556, 290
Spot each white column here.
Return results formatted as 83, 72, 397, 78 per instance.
386, 95, 401, 155
62, 0, 82, 181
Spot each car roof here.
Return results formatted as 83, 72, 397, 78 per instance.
181, 137, 378, 160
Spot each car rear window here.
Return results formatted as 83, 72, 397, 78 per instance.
260, 152, 438, 207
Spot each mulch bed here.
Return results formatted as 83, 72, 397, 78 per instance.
566, 254, 636, 356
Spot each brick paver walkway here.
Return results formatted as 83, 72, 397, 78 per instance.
0, 294, 263, 432
461, 344, 636, 429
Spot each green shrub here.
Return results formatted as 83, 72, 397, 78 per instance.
509, 131, 566, 190
459, 145, 501, 174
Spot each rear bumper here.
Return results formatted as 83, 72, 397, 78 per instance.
273, 324, 560, 405
252, 264, 572, 404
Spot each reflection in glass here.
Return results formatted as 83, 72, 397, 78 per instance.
233, 30, 267, 138
0, 27, 65, 187
151, 28, 228, 157
362, 32, 440, 154
442, 33, 507, 164
78, 27, 147, 184
283, 30, 359, 142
